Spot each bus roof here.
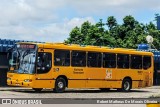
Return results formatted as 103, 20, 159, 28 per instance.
18, 42, 153, 56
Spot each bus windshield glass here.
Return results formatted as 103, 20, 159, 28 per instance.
9, 44, 37, 74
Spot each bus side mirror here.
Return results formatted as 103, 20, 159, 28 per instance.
8, 59, 15, 71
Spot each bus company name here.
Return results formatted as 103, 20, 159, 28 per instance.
73, 68, 84, 74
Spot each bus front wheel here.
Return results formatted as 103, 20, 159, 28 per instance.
122, 78, 132, 92
54, 77, 66, 93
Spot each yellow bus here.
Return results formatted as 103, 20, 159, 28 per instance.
7, 42, 153, 92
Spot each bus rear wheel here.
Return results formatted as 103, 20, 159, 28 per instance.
54, 77, 66, 93
122, 78, 132, 92
33, 88, 43, 92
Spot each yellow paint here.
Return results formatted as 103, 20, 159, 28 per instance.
7, 43, 154, 90
10, 67, 14, 71
146, 104, 160, 107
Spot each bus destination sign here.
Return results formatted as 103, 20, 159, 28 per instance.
19, 44, 35, 49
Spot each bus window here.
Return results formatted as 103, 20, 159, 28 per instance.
87, 52, 101, 67
37, 53, 52, 74
117, 54, 129, 69
71, 51, 86, 67
143, 56, 151, 69
131, 55, 142, 69
103, 53, 116, 68
54, 50, 70, 66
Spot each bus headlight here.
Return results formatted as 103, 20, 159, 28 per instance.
7, 77, 11, 80
24, 79, 32, 82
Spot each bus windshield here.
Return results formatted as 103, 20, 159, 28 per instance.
9, 44, 37, 74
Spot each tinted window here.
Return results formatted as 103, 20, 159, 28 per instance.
37, 52, 52, 74
87, 52, 102, 67
131, 55, 142, 69
72, 51, 86, 67
103, 53, 116, 68
54, 50, 70, 66
143, 56, 151, 69
117, 54, 129, 69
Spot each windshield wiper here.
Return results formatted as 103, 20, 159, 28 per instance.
22, 50, 30, 58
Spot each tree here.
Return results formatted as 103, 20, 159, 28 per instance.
85, 24, 102, 46
123, 15, 136, 31
80, 21, 92, 44
106, 16, 117, 30
65, 26, 81, 44
65, 14, 160, 49
81, 21, 91, 35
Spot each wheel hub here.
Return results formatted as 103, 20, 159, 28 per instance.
58, 82, 64, 89
124, 81, 130, 90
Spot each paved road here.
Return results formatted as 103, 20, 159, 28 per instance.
0, 86, 160, 98
1, 86, 159, 107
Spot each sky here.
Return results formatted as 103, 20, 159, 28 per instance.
0, 0, 160, 42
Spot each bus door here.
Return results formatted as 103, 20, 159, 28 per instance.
34, 48, 53, 88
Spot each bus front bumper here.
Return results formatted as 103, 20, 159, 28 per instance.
7, 79, 55, 88
7, 79, 33, 87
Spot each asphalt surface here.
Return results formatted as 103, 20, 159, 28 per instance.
0, 86, 160, 98
2, 86, 160, 107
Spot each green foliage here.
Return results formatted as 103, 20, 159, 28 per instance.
65, 15, 160, 49
106, 16, 117, 30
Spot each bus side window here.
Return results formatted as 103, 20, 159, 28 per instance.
37, 52, 52, 73
54, 50, 70, 66
71, 51, 86, 67
143, 56, 151, 69
103, 53, 116, 68
87, 52, 101, 67
117, 54, 129, 69
131, 55, 142, 69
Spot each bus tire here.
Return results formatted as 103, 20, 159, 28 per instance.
33, 88, 43, 92
122, 78, 132, 92
54, 77, 66, 93
100, 88, 110, 92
